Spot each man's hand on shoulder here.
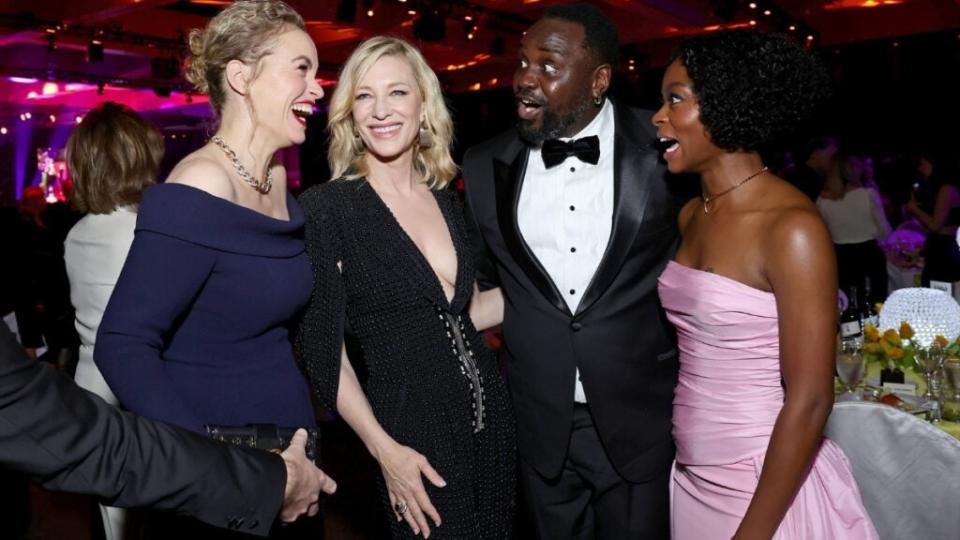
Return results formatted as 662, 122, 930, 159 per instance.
279, 429, 337, 523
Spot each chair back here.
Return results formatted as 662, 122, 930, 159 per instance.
825, 401, 960, 539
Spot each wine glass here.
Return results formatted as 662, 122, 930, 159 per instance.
914, 345, 945, 401
942, 357, 960, 422
836, 341, 865, 399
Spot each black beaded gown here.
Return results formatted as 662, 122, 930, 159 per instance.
297, 179, 516, 539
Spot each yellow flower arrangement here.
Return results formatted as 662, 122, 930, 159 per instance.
862, 321, 960, 371
862, 321, 916, 370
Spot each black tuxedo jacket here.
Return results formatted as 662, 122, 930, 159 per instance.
0, 323, 284, 536
462, 103, 683, 482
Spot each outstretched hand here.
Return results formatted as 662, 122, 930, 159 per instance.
280, 429, 337, 522
376, 439, 446, 538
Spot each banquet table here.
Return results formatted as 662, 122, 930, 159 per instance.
837, 362, 960, 440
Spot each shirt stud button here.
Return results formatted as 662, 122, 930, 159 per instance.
569, 205, 575, 211
570, 166, 576, 172
570, 247, 576, 253
569, 289, 576, 295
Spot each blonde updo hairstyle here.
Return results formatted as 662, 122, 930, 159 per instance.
327, 36, 457, 190
184, 0, 305, 118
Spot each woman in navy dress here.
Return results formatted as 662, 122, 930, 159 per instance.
95, 2, 329, 537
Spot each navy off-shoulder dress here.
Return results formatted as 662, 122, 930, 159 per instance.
95, 183, 316, 436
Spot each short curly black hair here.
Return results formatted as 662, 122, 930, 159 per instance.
672, 29, 830, 152
543, 3, 619, 68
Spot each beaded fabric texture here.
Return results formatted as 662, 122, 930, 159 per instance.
296, 180, 516, 539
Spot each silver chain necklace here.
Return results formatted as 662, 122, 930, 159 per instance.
210, 136, 273, 194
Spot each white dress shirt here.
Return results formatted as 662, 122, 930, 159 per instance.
518, 99, 615, 403
65, 206, 138, 406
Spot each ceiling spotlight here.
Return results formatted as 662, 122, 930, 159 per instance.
763, 9, 771, 15
88, 39, 104, 62
24, 112, 31, 120
75, 116, 83, 124
0, 127, 7, 135
45, 28, 57, 52
789, 25, 797, 31
749, 2, 757, 8
366, 9, 374, 17
806, 35, 814, 41
49, 114, 56, 123
749, 20, 757, 25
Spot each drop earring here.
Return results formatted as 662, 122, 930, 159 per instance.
418, 121, 434, 148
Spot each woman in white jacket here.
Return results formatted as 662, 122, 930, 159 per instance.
63, 101, 163, 540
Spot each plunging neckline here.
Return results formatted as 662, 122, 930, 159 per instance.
363, 181, 462, 308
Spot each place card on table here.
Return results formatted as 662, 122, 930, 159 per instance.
883, 382, 917, 396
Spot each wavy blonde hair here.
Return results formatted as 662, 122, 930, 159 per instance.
184, 0, 304, 118
327, 36, 456, 190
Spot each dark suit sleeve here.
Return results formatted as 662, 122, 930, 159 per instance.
461, 148, 501, 291
0, 324, 284, 536
295, 187, 346, 410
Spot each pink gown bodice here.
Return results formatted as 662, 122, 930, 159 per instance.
658, 260, 878, 540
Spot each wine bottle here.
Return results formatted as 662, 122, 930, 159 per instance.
861, 278, 879, 329
840, 286, 862, 343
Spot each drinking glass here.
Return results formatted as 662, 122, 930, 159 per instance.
943, 357, 960, 422
914, 345, 945, 401
836, 341, 865, 399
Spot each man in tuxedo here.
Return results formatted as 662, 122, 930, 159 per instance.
462, 4, 683, 538
0, 322, 336, 536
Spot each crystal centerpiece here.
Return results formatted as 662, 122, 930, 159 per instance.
878, 288, 960, 348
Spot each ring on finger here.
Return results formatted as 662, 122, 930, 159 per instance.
394, 500, 408, 515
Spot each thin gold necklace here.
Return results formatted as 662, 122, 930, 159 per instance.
702, 166, 768, 214
210, 136, 273, 194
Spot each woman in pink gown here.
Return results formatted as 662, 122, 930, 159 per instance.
652, 30, 878, 539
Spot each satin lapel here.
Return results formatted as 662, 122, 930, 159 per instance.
574, 115, 657, 317
493, 141, 570, 316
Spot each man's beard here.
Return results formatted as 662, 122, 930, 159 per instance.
517, 94, 595, 148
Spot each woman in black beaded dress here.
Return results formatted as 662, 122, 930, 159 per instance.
296, 36, 515, 539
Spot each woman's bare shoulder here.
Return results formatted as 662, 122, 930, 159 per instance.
165, 148, 235, 200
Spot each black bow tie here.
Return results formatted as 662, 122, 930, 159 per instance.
541, 135, 600, 169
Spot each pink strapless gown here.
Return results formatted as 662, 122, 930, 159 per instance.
658, 261, 877, 540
